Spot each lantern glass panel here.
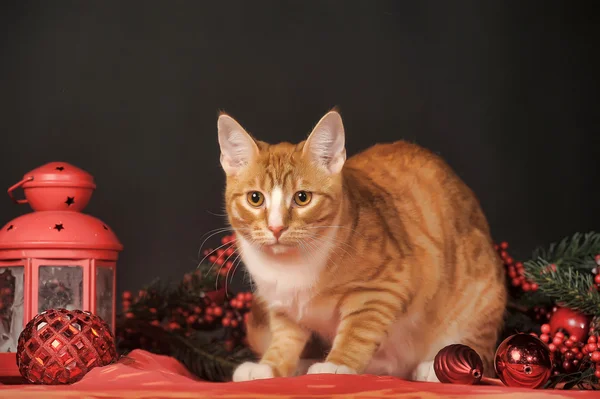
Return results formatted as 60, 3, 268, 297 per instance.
0, 266, 24, 353
95, 266, 113, 329
38, 266, 83, 312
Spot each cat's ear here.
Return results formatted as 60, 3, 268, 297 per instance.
303, 110, 346, 174
217, 114, 259, 176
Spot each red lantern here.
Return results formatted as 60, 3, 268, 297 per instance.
0, 162, 123, 377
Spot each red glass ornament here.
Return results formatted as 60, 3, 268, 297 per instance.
0, 162, 123, 376
494, 333, 553, 389
549, 307, 591, 342
434, 344, 483, 385
16, 308, 117, 384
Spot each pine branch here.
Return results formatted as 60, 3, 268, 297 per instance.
545, 364, 598, 390
510, 290, 554, 309
532, 232, 600, 270
119, 319, 256, 382
170, 330, 256, 382
591, 316, 600, 336
525, 259, 600, 316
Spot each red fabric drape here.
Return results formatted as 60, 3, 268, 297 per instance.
0, 350, 597, 399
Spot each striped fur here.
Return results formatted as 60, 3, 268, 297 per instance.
217, 111, 507, 382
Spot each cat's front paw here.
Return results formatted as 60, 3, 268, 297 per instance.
232, 362, 275, 382
306, 361, 357, 375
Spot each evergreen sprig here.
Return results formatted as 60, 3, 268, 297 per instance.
525, 259, 600, 316
532, 232, 600, 270
119, 319, 256, 382
591, 316, 600, 336
545, 363, 598, 390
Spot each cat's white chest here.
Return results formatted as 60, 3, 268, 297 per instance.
238, 236, 339, 339
261, 285, 339, 340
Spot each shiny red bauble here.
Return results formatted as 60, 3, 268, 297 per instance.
494, 333, 553, 389
16, 308, 117, 384
549, 307, 591, 342
434, 344, 483, 385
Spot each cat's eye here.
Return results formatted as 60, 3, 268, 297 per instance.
293, 191, 312, 206
247, 191, 264, 207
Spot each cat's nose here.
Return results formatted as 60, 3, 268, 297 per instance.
268, 225, 287, 239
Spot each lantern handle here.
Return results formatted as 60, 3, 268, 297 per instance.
7, 176, 33, 204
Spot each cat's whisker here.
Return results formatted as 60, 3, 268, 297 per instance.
221, 244, 241, 275
301, 237, 336, 271
228, 252, 244, 285
198, 226, 234, 241
218, 242, 246, 294
305, 225, 368, 239
310, 234, 357, 254
298, 240, 318, 270
200, 239, 239, 275
206, 209, 230, 218
215, 245, 243, 292
301, 233, 349, 272
196, 226, 251, 261
215, 262, 227, 291
302, 232, 356, 258
208, 247, 242, 291
196, 228, 233, 259
226, 251, 243, 283
312, 241, 352, 263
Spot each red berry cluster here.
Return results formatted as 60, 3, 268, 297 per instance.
495, 241, 539, 292
117, 232, 255, 354
537, 325, 586, 373
0, 269, 15, 326
203, 233, 238, 279
221, 292, 253, 350
592, 254, 600, 290
119, 287, 253, 352
583, 335, 600, 379
536, 324, 600, 378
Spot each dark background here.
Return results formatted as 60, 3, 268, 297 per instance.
1, 1, 598, 296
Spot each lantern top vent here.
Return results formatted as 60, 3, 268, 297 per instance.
1, 162, 123, 253
8, 162, 96, 212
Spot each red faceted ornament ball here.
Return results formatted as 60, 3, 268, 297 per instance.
494, 333, 553, 389
549, 307, 591, 342
434, 344, 484, 385
16, 308, 117, 384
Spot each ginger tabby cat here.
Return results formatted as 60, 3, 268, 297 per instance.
216, 110, 507, 382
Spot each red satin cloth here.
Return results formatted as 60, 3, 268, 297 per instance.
0, 350, 597, 398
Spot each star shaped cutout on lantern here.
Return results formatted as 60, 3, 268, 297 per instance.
65, 196, 75, 206
55, 166, 65, 171
53, 223, 64, 232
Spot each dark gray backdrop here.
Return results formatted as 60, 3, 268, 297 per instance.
1, 1, 598, 296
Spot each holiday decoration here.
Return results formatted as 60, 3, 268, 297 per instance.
434, 344, 483, 385
115, 232, 256, 381
493, 233, 600, 389
0, 162, 123, 376
110, 229, 600, 389
494, 333, 553, 389
524, 233, 600, 316
16, 308, 117, 384
549, 307, 591, 342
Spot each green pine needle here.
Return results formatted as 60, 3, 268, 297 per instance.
525, 259, 600, 316
532, 232, 600, 270
545, 364, 598, 390
523, 231, 600, 317
120, 319, 256, 382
